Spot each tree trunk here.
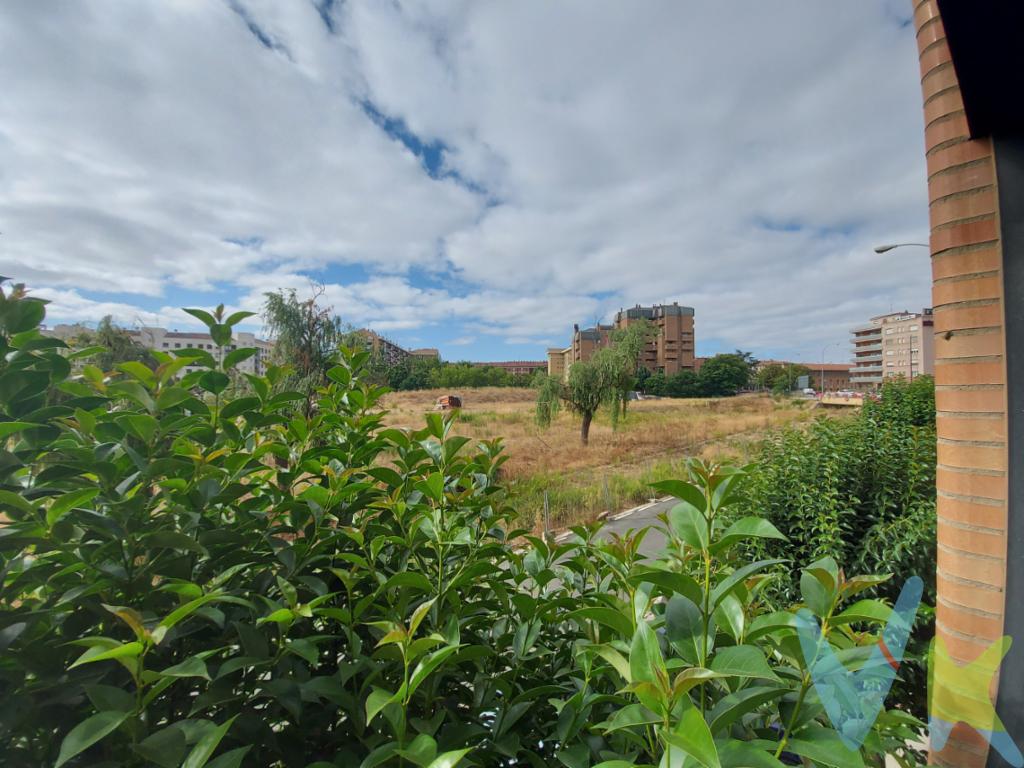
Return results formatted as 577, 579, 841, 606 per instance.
581, 410, 593, 445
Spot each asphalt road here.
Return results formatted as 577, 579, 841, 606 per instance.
590, 496, 677, 559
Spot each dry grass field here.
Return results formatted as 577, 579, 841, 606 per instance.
380, 388, 817, 530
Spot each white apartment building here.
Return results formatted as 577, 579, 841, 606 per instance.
849, 309, 934, 390
43, 323, 274, 376
132, 327, 274, 376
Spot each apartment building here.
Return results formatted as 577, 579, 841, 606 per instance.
849, 309, 934, 390
547, 347, 570, 379
811, 364, 853, 391
353, 329, 411, 366
42, 323, 275, 376
616, 303, 696, 375
549, 302, 696, 379
472, 360, 547, 377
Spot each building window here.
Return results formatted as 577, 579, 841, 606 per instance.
174, 343, 180, 348
162, 342, 168, 348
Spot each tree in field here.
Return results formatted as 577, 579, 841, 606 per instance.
697, 353, 752, 396
263, 285, 348, 412
643, 371, 666, 396
602, 320, 657, 420
755, 362, 810, 394
535, 359, 613, 445
66, 316, 156, 371
666, 368, 702, 398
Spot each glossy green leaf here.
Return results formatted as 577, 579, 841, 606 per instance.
55, 711, 128, 767
567, 606, 633, 638
709, 645, 780, 681
366, 687, 397, 724
181, 716, 237, 768
69, 640, 144, 669
629, 620, 667, 691
711, 517, 786, 554
786, 726, 865, 768
800, 571, 831, 619
46, 488, 99, 526
665, 594, 704, 665
831, 599, 892, 626
667, 501, 708, 550
160, 656, 211, 679
663, 705, 720, 768
711, 559, 787, 611
716, 741, 786, 768
708, 686, 790, 735
651, 479, 707, 512
425, 748, 472, 768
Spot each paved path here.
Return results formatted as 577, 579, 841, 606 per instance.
577, 496, 677, 559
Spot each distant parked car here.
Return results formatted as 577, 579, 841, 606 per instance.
802, 388, 817, 396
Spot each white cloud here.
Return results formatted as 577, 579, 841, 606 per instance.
1, 1, 931, 360
36, 286, 194, 330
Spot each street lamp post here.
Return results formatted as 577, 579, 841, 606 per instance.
821, 341, 839, 394
873, 242, 930, 253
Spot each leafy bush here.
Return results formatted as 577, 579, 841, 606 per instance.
736, 378, 937, 720
1, 284, 921, 767
738, 379, 936, 605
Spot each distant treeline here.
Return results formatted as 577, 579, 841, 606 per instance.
637, 353, 753, 398
367, 355, 538, 391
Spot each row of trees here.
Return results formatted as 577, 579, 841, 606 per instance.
64, 290, 539, 395
638, 352, 754, 398
752, 362, 812, 394
368, 356, 536, 391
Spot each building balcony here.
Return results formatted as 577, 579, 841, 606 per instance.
853, 352, 882, 362
852, 342, 882, 352
852, 363, 883, 373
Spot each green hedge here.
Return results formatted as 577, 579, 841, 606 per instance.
0, 284, 923, 767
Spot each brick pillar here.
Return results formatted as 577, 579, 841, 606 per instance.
914, 1, 1009, 765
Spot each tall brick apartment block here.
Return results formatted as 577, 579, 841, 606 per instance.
913, 1, 1024, 764
547, 303, 695, 379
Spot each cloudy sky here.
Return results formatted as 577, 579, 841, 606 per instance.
0, 1, 931, 363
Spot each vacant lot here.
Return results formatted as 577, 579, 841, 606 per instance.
381, 388, 816, 530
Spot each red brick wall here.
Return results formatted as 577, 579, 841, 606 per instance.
914, 1, 1009, 764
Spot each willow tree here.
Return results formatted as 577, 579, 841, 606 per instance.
66, 315, 155, 372
598, 319, 657, 423
535, 359, 613, 446
263, 286, 348, 413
